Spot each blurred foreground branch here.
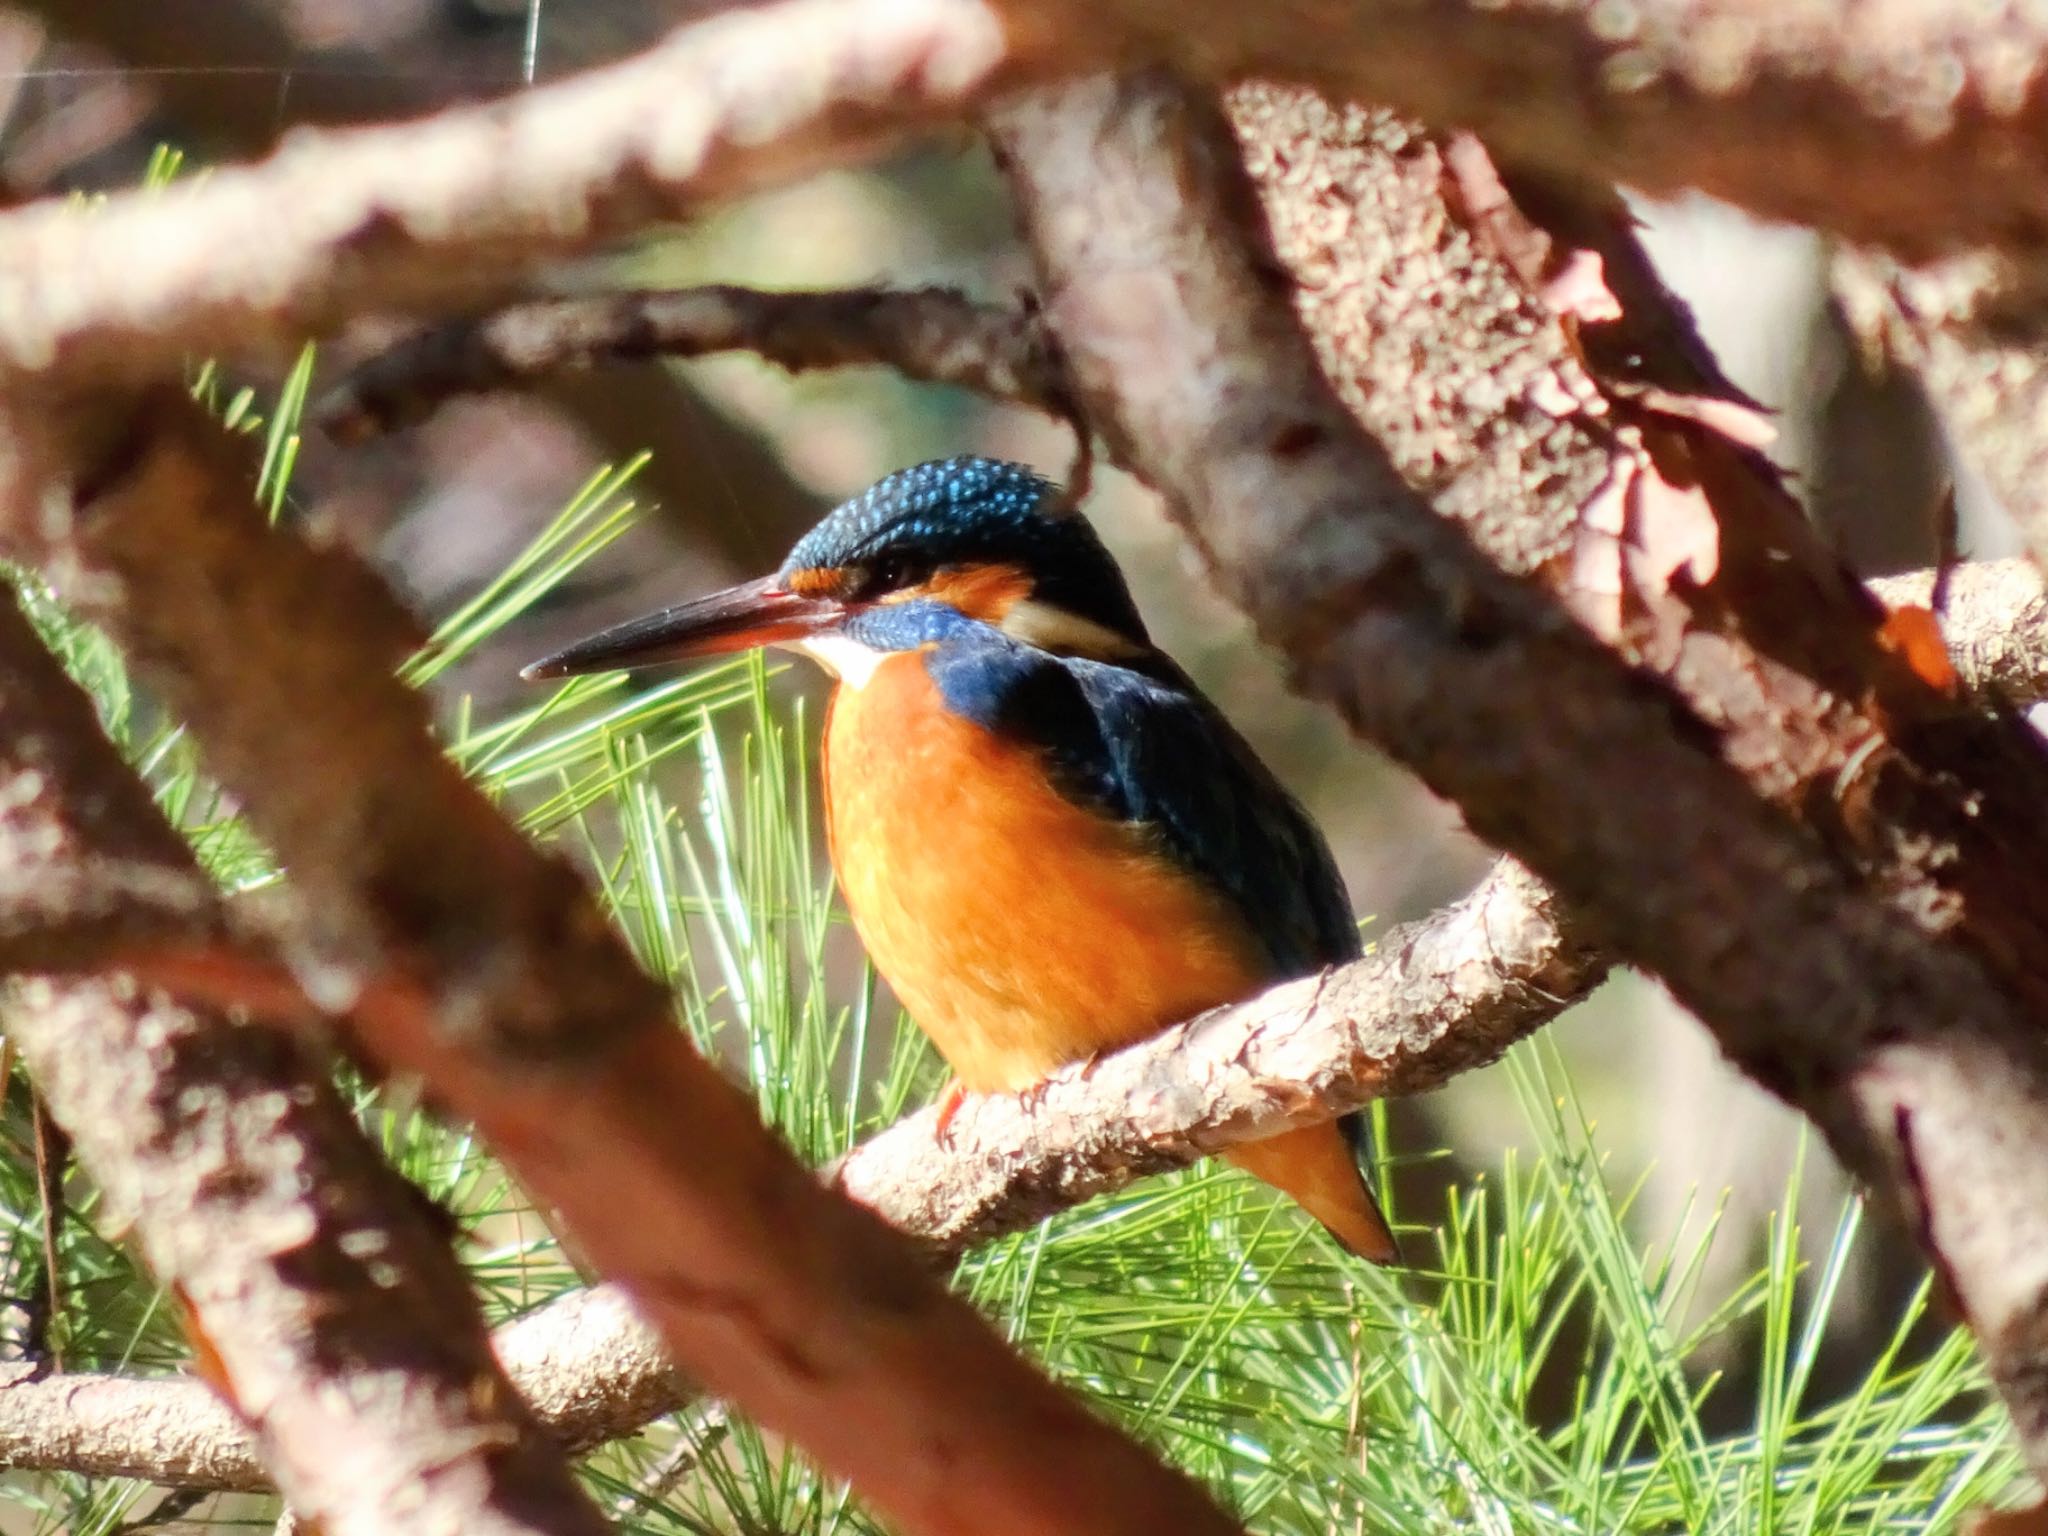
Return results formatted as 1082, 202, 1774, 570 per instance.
1, 858, 1601, 1489
6, 0, 2048, 388
0, 386, 1242, 1536
0, 0, 1025, 382
0, 594, 607, 1536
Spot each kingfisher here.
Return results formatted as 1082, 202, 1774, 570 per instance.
525, 457, 1398, 1263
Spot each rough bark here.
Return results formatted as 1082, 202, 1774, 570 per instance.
1, 857, 1597, 1486
993, 72, 2048, 1479
1086, 0, 2048, 257
0, 386, 1241, 1536
0, 1285, 686, 1490
1231, 87, 2048, 1037
1869, 561, 2048, 701
0, 593, 607, 1536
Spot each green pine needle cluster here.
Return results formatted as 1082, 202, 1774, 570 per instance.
0, 368, 2026, 1536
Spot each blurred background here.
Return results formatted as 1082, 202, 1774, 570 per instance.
0, 0, 2023, 1416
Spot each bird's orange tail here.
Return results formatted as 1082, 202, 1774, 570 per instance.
1225, 1123, 1400, 1265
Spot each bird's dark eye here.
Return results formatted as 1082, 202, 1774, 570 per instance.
860, 553, 922, 595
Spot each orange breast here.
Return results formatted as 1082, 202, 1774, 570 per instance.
824, 652, 1267, 1092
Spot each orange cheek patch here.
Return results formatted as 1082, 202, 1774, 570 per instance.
916, 563, 1034, 622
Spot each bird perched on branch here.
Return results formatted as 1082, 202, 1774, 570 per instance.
526, 456, 1398, 1263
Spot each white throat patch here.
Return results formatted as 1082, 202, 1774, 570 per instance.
785, 632, 888, 689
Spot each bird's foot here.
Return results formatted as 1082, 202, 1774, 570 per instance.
1019, 1071, 1064, 1111
933, 1079, 970, 1148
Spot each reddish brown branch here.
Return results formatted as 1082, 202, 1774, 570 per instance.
0, 591, 607, 1536
318, 286, 1076, 441
2, 387, 1240, 1536
12, 519, 2048, 1478
994, 73, 2048, 1477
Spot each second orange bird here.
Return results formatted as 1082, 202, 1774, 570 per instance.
526, 457, 1398, 1263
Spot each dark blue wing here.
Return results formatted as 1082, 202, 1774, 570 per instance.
923, 624, 1358, 977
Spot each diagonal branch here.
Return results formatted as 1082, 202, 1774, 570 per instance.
13, 514, 2048, 1484
1, 387, 1243, 1536
993, 72, 2048, 1479
0, 591, 608, 1536
8, 524, 2048, 1484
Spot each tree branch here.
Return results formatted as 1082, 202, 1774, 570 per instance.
1228, 85, 2048, 1014
9, 523, 2048, 1482
993, 72, 2048, 1479
2, 856, 1600, 1487
836, 858, 1598, 1249
0, 592, 607, 1536
1084, 0, 2048, 258
5, 0, 2047, 397
0, 1285, 686, 1490
0, 0, 1025, 382
316, 286, 1076, 441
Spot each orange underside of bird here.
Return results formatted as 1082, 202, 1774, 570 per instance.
824, 648, 1397, 1263
525, 456, 1398, 1265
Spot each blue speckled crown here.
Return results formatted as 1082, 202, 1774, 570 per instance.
780, 457, 1150, 644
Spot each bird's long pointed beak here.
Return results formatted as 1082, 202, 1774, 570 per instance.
520, 574, 846, 680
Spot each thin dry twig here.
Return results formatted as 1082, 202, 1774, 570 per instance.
318, 285, 1076, 440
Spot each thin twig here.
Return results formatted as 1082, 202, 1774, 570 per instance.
29, 1098, 65, 1369
318, 286, 1076, 440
